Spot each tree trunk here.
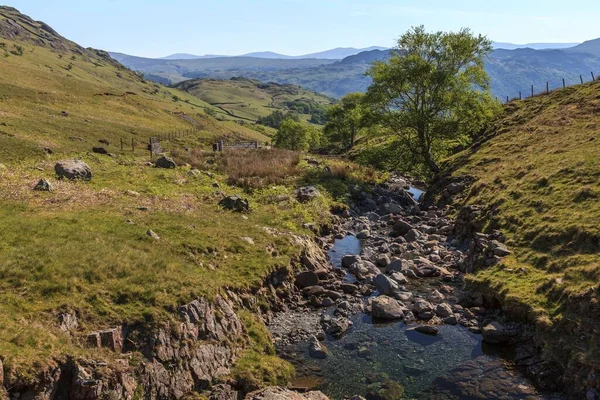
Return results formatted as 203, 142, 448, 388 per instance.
423, 150, 440, 173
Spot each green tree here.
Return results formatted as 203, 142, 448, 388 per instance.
366, 26, 500, 174
273, 119, 308, 151
257, 110, 299, 129
324, 93, 366, 150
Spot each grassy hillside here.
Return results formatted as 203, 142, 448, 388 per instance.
0, 7, 386, 385
440, 80, 600, 375
0, 6, 269, 163
173, 77, 333, 124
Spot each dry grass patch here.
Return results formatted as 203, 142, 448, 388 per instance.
172, 148, 301, 189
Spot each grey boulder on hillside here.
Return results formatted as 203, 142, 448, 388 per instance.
54, 159, 92, 180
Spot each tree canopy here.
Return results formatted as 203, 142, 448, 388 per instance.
366, 26, 500, 174
273, 119, 323, 151
324, 92, 367, 150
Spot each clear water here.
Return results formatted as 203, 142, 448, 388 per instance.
407, 186, 425, 201
282, 236, 558, 400
328, 235, 361, 268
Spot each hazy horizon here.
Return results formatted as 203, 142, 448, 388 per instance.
9, 0, 600, 58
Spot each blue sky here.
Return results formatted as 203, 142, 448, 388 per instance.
10, 0, 600, 58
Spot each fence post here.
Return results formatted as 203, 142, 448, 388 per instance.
531, 85, 534, 98
580, 75, 584, 84
546, 82, 549, 94
563, 78, 566, 88
506, 96, 509, 103
519, 91, 522, 100
593, 72, 596, 81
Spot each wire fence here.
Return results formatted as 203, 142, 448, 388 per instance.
498, 71, 600, 104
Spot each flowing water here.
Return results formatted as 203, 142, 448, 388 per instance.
407, 186, 425, 202
281, 235, 561, 400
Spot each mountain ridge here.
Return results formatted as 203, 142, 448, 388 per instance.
154, 46, 389, 61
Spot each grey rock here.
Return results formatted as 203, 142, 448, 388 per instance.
387, 258, 408, 273
413, 299, 434, 314
371, 296, 404, 320
393, 220, 413, 235
482, 321, 513, 344
156, 156, 176, 169
245, 387, 329, 400
491, 240, 512, 257
146, 230, 160, 240
341, 283, 358, 294
379, 203, 403, 215
444, 315, 459, 325
415, 325, 439, 336
219, 195, 250, 212
58, 312, 78, 332
356, 230, 371, 239
349, 260, 380, 280
341, 254, 360, 268
405, 229, 422, 242
209, 384, 239, 400
55, 159, 92, 180
435, 303, 453, 318
325, 317, 351, 337
33, 178, 53, 191
390, 272, 408, 285
297, 186, 321, 203
376, 254, 391, 267
92, 146, 108, 154
374, 274, 399, 295
308, 336, 328, 359
447, 182, 464, 194
295, 271, 319, 289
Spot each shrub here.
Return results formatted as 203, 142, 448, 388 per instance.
11, 45, 24, 56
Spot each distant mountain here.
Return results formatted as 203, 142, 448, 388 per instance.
300, 47, 388, 59
338, 49, 391, 65
493, 42, 579, 50
564, 38, 600, 56
241, 51, 292, 59
160, 53, 226, 60
125, 47, 390, 61
113, 41, 600, 99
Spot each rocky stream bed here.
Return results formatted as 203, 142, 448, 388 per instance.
266, 176, 565, 400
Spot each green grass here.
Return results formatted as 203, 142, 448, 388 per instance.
0, 153, 338, 378
173, 78, 333, 124
440, 80, 600, 368
229, 311, 295, 392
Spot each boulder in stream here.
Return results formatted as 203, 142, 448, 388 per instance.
308, 336, 328, 359
371, 296, 404, 320
374, 274, 399, 295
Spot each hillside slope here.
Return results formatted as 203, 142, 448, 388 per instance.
0, 7, 349, 393
173, 77, 334, 123
0, 6, 268, 163
436, 80, 600, 395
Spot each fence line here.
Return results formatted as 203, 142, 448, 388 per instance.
498, 71, 600, 104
